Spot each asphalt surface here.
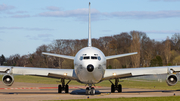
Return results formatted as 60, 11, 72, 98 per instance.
0, 82, 180, 101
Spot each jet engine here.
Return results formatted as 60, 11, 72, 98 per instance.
2, 74, 14, 86
166, 74, 178, 86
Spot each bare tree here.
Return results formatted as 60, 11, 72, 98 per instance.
141, 35, 155, 67
171, 33, 180, 50
98, 36, 113, 67
0, 54, 6, 65
171, 33, 180, 45
130, 31, 140, 68
108, 38, 118, 55
16, 55, 28, 66
164, 36, 171, 65
113, 33, 132, 68
7, 54, 20, 66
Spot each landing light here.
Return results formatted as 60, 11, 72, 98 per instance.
113, 73, 117, 76
64, 73, 67, 76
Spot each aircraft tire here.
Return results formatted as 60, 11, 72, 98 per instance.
58, 85, 62, 93
118, 84, 122, 93
111, 84, 115, 93
91, 87, 95, 95
86, 87, 90, 95
65, 85, 69, 93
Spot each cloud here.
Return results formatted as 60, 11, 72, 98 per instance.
39, 8, 102, 21
38, 33, 53, 37
39, 7, 180, 20
27, 28, 53, 31
0, 4, 29, 18
39, 8, 100, 17
6, 10, 30, 18
46, 6, 60, 11
0, 4, 15, 11
26, 34, 53, 42
11, 14, 30, 18
26, 35, 39, 40
104, 10, 180, 19
0, 31, 5, 33
0, 27, 53, 31
6, 11, 27, 14
0, 26, 23, 30
2, 4, 180, 20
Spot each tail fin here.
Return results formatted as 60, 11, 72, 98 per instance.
88, 2, 92, 47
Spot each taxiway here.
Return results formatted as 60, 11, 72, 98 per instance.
0, 82, 180, 101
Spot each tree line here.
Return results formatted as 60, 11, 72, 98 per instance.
1, 31, 180, 69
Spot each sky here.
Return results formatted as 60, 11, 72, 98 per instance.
0, 0, 180, 57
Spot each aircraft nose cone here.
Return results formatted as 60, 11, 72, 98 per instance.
87, 64, 94, 72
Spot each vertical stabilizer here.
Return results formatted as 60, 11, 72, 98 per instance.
88, 2, 92, 47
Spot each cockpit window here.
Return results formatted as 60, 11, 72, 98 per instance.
84, 56, 90, 59
80, 55, 101, 61
91, 56, 97, 59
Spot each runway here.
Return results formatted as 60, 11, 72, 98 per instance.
0, 82, 180, 101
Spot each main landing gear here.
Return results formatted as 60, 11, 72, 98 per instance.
58, 79, 71, 93
109, 79, 122, 93
86, 85, 95, 95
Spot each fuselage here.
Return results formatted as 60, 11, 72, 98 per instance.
74, 47, 106, 84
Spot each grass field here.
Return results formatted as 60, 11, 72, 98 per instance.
1, 75, 180, 90
58, 96, 180, 101
60, 96, 180, 101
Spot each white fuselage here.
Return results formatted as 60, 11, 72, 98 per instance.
74, 47, 106, 84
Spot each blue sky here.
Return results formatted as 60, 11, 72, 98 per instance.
0, 0, 180, 57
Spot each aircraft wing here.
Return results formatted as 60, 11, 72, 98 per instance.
42, 52, 74, 60
105, 52, 137, 60
102, 66, 180, 80
0, 66, 77, 80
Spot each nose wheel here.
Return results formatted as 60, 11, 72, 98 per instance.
86, 86, 95, 95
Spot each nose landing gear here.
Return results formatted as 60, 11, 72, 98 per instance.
85, 85, 95, 95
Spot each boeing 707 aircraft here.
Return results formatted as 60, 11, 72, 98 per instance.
1, 2, 180, 95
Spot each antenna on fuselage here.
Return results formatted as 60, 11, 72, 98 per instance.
88, 2, 92, 47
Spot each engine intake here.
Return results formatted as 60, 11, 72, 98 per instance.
166, 74, 178, 86
2, 74, 14, 86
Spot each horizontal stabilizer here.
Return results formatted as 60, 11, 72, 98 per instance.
42, 52, 74, 60
106, 52, 137, 60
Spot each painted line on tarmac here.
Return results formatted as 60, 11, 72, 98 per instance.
0, 86, 101, 90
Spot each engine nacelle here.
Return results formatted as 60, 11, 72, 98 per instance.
2, 74, 14, 86
166, 74, 178, 86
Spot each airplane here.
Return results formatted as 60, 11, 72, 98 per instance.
1, 2, 180, 95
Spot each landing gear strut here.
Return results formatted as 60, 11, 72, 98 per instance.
85, 85, 95, 95
109, 79, 122, 93
58, 79, 71, 93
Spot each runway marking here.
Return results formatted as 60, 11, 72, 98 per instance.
0, 86, 102, 90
